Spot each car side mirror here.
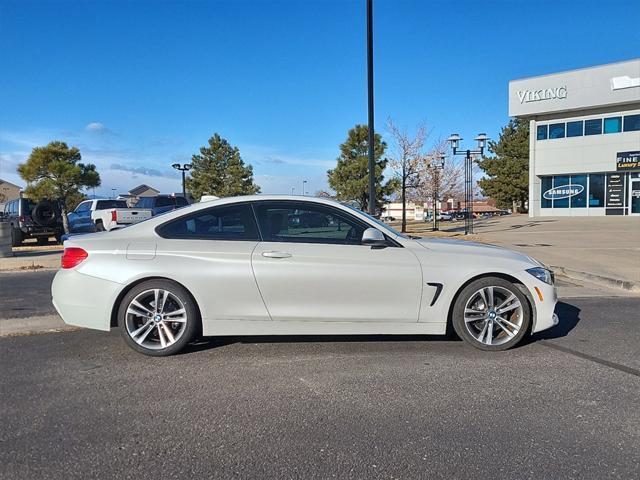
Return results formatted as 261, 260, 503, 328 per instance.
361, 228, 387, 248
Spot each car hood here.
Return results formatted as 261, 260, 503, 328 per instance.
413, 237, 543, 268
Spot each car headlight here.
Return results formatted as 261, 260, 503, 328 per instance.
526, 267, 554, 285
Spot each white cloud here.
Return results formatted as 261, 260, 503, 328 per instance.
85, 122, 108, 133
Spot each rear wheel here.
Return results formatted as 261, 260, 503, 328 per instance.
452, 277, 531, 351
118, 280, 198, 356
95, 221, 105, 231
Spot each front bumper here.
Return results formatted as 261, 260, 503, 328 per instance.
529, 280, 558, 333
51, 269, 123, 331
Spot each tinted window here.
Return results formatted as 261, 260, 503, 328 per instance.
536, 125, 548, 140
570, 174, 587, 208
155, 197, 174, 207
623, 114, 640, 132
584, 119, 602, 135
254, 201, 367, 245
566, 121, 583, 137
541, 176, 552, 208
75, 202, 91, 212
96, 200, 127, 209
175, 197, 189, 207
136, 197, 154, 208
603, 117, 622, 134
548, 123, 565, 139
156, 204, 259, 240
553, 176, 570, 208
589, 174, 605, 207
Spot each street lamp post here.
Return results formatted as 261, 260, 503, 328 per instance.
446, 133, 488, 235
302, 180, 308, 196
366, 0, 376, 215
171, 163, 192, 198
428, 153, 446, 231
111, 188, 116, 199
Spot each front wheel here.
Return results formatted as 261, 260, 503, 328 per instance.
452, 277, 531, 351
118, 280, 198, 356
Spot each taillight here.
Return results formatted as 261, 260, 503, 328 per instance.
61, 247, 88, 269
111, 210, 117, 221
19, 215, 25, 222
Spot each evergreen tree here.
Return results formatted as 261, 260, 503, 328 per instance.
18, 141, 100, 233
477, 119, 529, 212
186, 134, 260, 200
327, 124, 397, 212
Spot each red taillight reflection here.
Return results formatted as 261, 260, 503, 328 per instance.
111, 210, 117, 221
61, 247, 88, 269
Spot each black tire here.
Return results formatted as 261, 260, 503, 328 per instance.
95, 221, 105, 232
11, 227, 23, 247
452, 276, 531, 351
118, 279, 199, 356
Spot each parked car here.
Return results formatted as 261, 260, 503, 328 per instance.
67, 199, 152, 233
52, 195, 558, 357
454, 211, 478, 220
135, 195, 189, 216
2, 198, 63, 246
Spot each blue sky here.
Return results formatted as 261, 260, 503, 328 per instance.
1, 0, 638, 196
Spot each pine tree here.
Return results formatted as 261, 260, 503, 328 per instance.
477, 119, 529, 212
186, 134, 260, 200
327, 124, 397, 212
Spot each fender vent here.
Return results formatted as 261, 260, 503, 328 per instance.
427, 283, 443, 306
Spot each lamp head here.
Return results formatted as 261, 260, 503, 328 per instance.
171, 163, 181, 170
474, 133, 488, 150
446, 134, 461, 150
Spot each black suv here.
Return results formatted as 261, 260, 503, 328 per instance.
2, 198, 63, 246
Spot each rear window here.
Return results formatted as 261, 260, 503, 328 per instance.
155, 196, 174, 207
96, 200, 128, 209
156, 204, 259, 241
135, 197, 154, 208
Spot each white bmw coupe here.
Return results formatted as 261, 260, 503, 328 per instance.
52, 195, 558, 356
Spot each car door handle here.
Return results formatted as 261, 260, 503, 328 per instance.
261, 251, 292, 259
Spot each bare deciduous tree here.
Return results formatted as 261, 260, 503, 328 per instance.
387, 118, 429, 232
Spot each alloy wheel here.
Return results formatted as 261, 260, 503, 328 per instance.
463, 286, 524, 346
125, 289, 188, 350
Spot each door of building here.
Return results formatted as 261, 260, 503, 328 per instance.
630, 178, 640, 216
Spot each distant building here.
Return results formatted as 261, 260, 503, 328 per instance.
509, 59, 640, 217
0, 179, 22, 209
123, 184, 160, 206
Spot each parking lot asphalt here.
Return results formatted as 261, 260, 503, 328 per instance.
0, 270, 58, 319
1, 296, 639, 479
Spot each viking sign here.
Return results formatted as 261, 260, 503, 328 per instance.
543, 184, 584, 201
517, 86, 567, 104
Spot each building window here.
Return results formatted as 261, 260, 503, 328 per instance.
536, 125, 548, 140
623, 114, 640, 132
552, 176, 570, 208
603, 117, 622, 134
589, 174, 605, 207
570, 175, 587, 208
541, 176, 552, 208
549, 123, 565, 139
566, 121, 583, 137
584, 118, 602, 136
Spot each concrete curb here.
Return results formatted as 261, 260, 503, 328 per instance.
551, 265, 640, 293
0, 314, 78, 337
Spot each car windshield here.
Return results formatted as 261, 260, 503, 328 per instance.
342, 204, 408, 239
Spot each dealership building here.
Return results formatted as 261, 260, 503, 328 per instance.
509, 59, 640, 217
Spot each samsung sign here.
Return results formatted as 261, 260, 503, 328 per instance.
517, 86, 567, 104
543, 184, 584, 201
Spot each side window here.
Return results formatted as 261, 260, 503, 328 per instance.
136, 197, 153, 208
156, 197, 173, 207
175, 197, 189, 207
75, 202, 91, 213
254, 201, 367, 245
156, 204, 259, 241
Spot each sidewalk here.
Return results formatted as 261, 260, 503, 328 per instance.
431, 215, 640, 291
0, 245, 62, 271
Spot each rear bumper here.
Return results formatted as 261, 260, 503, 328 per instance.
51, 269, 123, 331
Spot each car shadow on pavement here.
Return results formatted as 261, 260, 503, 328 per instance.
527, 301, 581, 344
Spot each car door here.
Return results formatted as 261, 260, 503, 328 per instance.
251, 200, 423, 323
68, 201, 92, 232
154, 202, 270, 324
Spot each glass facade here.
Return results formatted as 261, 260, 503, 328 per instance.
537, 113, 639, 140
540, 173, 606, 209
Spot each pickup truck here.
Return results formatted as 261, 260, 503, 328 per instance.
67, 199, 152, 232
135, 194, 189, 216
